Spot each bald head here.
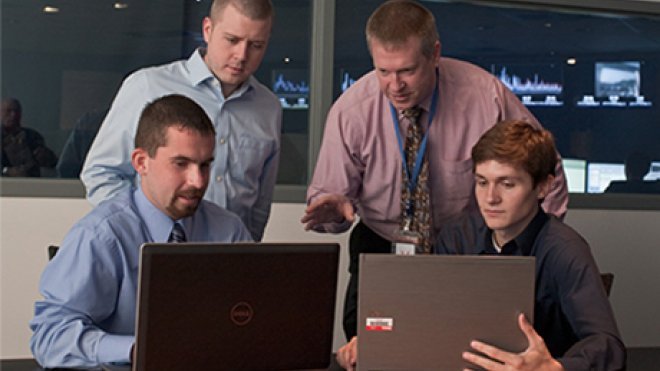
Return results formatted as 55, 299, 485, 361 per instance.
1, 98, 22, 131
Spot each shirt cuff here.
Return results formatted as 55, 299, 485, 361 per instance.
313, 219, 353, 234
97, 333, 135, 364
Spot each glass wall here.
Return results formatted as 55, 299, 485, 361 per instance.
1, 0, 311, 185
2, 0, 660, 205
333, 0, 660, 197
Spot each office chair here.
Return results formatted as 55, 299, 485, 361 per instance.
48, 245, 59, 260
600, 273, 614, 297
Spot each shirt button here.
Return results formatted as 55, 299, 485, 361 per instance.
216, 176, 223, 182
219, 137, 226, 145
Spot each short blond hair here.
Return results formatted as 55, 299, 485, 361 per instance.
210, 0, 273, 21
366, 0, 439, 58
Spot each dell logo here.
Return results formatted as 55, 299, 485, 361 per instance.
230, 302, 254, 326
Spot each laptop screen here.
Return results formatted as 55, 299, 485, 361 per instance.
357, 254, 535, 371
133, 242, 339, 371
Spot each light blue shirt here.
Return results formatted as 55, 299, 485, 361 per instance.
29, 188, 252, 369
81, 49, 282, 241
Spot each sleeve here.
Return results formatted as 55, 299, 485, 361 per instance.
29, 226, 134, 368
305, 103, 362, 234
249, 106, 282, 241
551, 239, 626, 370
227, 205, 256, 243
235, 218, 254, 242
81, 74, 144, 205
496, 84, 569, 219
432, 211, 483, 255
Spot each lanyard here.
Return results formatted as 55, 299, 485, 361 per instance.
390, 81, 439, 217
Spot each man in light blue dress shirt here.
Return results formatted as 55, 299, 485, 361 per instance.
81, 0, 281, 241
30, 95, 252, 369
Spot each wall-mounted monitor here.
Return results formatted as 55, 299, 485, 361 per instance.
577, 61, 652, 108
338, 68, 371, 94
492, 64, 564, 107
271, 69, 310, 110
562, 158, 587, 193
587, 162, 625, 193
596, 61, 639, 98
340, 71, 357, 93
645, 161, 660, 181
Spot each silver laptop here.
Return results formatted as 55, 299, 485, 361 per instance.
130, 242, 339, 371
357, 254, 535, 371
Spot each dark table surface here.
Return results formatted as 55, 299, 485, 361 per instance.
3, 348, 658, 371
0, 357, 346, 371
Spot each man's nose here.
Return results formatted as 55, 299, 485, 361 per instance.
234, 41, 248, 61
187, 167, 205, 188
391, 73, 403, 89
486, 185, 501, 203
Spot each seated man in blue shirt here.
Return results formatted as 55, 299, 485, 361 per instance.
30, 94, 252, 369
436, 120, 625, 370
336, 120, 625, 371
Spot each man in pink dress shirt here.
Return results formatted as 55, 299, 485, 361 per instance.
301, 0, 568, 345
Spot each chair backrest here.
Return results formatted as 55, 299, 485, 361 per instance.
48, 245, 59, 260
600, 273, 614, 297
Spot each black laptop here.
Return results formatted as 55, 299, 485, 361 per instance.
122, 242, 339, 371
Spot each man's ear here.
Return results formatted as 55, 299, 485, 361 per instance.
202, 16, 213, 44
536, 175, 555, 200
131, 148, 149, 176
434, 40, 441, 66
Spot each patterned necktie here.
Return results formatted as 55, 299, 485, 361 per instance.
168, 223, 187, 243
400, 107, 432, 253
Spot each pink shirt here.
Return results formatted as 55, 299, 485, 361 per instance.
308, 57, 568, 240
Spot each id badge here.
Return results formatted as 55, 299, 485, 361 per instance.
394, 241, 416, 255
392, 223, 422, 255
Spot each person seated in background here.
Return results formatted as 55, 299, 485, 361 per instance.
30, 95, 252, 369
336, 120, 625, 371
1, 97, 58, 177
605, 151, 660, 194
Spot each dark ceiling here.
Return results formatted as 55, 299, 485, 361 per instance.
3, 0, 660, 63
331, 0, 660, 64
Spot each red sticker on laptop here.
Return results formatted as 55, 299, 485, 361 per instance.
365, 317, 394, 331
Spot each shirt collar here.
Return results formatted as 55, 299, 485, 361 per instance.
483, 208, 548, 256
133, 188, 191, 243
187, 48, 254, 98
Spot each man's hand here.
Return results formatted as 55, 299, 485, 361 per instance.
462, 313, 564, 371
301, 194, 355, 231
336, 336, 358, 371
